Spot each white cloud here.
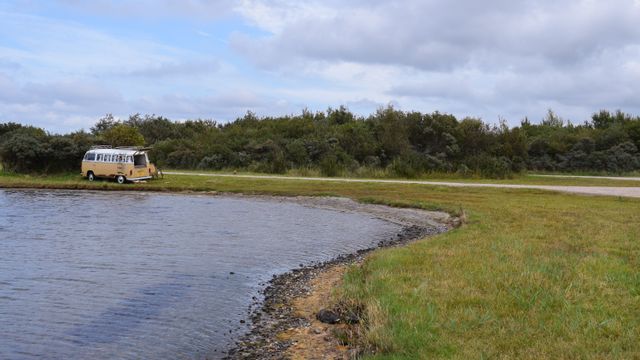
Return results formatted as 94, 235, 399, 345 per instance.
2, 0, 640, 132
230, 0, 640, 123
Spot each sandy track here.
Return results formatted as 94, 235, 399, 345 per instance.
163, 172, 640, 199
529, 174, 640, 181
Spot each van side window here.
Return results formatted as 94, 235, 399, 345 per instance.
126, 156, 133, 163
97, 154, 103, 162
86, 153, 96, 161
105, 155, 112, 162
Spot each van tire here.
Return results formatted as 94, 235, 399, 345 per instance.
116, 175, 126, 184
87, 171, 95, 181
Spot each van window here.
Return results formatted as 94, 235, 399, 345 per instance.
134, 154, 147, 166
96, 154, 103, 162
126, 156, 133, 163
84, 152, 96, 161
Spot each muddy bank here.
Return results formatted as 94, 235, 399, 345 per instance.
225, 196, 451, 359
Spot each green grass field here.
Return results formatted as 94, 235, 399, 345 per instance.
163, 168, 640, 187
1, 172, 639, 358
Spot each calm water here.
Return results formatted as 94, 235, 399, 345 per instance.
0, 189, 401, 359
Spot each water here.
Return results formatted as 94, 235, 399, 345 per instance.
0, 189, 401, 359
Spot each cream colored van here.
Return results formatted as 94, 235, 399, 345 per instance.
81, 146, 159, 184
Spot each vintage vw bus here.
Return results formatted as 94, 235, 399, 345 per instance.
81, 146, 160, 184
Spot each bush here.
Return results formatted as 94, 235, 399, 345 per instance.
167, 149, 198, 168
467, 155, 512, 179
0, 129, 91, 173
456, 164, 472, 178
3, 107, 640, 176
320, 152, 343, 177
0, 131, 48, 172
198, 154, 226, 170
390, 152, 426, 178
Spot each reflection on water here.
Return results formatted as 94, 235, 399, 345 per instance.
0, 189, 401, 359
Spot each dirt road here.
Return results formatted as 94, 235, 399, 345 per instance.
163, 172, 640, 199
530, 174, 640, 181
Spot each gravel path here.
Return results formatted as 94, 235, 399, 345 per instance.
529, 174, 640, 181
164, 172, 640, 199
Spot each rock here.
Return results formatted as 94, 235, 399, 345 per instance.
316, 309, 341, 324
343, 312, 360, 324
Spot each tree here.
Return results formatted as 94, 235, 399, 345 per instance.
541, 109, 564, 127
101, 124, 145, 147
91, 114, 118, 135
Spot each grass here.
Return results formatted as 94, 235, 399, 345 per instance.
163, 168, 640, 187
339, 190, 640, 359
1, 172, 639, 358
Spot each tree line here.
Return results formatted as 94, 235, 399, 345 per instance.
1, 107, 640, 178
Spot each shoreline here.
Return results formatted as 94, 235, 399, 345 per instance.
0, 186, 452, 359
223, 196, 452, 359
3, 174, 638, 358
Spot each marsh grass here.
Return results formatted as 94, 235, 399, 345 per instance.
1, 172, 639, 358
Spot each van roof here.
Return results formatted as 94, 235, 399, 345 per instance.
85, 149, 144, 155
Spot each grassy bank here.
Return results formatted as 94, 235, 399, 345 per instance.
164, 169, 640, 187
3, 170, 640, 189
1, 172, 639, 358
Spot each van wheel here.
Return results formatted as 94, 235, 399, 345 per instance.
116, 175, 126, 184
87, 171, 95, 181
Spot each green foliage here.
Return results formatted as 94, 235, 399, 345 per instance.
2, 108, 640, 177
466, 155, 513, 178
0, 127, 93, 173
320, 152, 342, 177
101, 124, 145, 147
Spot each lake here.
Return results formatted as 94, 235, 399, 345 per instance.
0, 189, 402, 359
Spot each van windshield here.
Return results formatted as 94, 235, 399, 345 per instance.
134, 154, 147, 166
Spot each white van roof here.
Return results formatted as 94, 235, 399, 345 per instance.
85, 148, 144, 156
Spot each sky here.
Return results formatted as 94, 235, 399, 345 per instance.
1, 0, 640, 133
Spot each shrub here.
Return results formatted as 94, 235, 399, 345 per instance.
320, 152, 343, 177
467, 155, 512, 179
390, 152, 425, 178
198, 154, 226, 170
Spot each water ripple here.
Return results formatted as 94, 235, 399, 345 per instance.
0, 189, 401, 359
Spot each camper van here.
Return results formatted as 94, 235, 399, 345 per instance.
81, 146, 159, 184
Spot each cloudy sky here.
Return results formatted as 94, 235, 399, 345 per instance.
1, 0, 639, 133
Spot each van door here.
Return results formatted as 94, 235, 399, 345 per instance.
116, 154, 125, 174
